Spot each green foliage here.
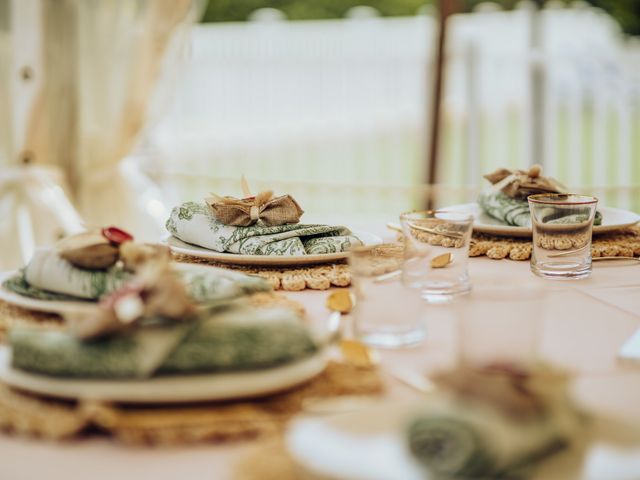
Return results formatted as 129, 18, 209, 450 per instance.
201, 0, 430, 22
589, 0, 640, 35
201, 0, 639, 36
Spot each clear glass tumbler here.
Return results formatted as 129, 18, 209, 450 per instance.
399, 210, 474, 303
349, 245, 426, 348
528, 194, 598, 279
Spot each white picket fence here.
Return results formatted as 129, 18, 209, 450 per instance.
147, 2, 640, 216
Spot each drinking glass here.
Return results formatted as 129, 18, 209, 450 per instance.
399, 210, 474, 303
349, 245, 426, 348
528, 194, 598, 279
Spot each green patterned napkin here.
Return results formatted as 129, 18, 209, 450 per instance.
478, 191, 533, 227
478, 192, 602, 227
10, 307, 318, 378
166, 202, 361, 256
407, 405, 569, 478
5, 249, 270, 302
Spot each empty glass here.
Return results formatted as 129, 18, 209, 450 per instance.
400, 210, 474, 303
528, 194, 598, 279
349, 245, 426, 348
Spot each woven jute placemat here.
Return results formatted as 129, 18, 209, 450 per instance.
173, 244, 405, 291
173, 254, 351, 291
394, 225, 640, 261
0, 361, 383, 445
469, 225, 640, 261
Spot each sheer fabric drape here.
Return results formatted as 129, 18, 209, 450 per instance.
0, 0, 201, 269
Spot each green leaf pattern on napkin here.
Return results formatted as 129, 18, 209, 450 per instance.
478, 192, 532, 227
3, 268, 270, 304
478, 192, 603, 227
166, 201, 361, 256
3, 271, 92, 302
7, 267, 129, 301
10, 308, 319, 378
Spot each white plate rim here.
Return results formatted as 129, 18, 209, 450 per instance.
0, 270, 98, 315
163, 229, 382, 265
0, 345, 327, 403
444, 203, 640, 238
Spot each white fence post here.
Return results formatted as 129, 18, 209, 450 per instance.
464, 40, 480, 186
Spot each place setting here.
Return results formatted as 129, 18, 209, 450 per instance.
164, 180, 384, 291
0, 217, 386, 443
164, 179, 382, 266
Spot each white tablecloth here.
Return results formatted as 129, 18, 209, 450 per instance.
1, 257, 639, 480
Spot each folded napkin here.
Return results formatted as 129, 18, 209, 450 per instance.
478, 191, 532, 227
406, 365, 583, 478
167, 202, 362, 256
478, 191, 603, 228
479, 166, 602, 228
11, 307, 318, 378
407, 404, 570, 478
10, 248, 270, 302
24, 249, 130, 300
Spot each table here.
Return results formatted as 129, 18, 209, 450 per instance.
1, 257, 639, 480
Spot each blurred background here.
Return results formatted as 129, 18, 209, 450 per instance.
1, 0, 639, 267
147, 0, 640, 217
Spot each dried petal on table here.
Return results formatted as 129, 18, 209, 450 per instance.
430, 253, 453, 268
340, 339, 378, 368
326, 289, 353, 314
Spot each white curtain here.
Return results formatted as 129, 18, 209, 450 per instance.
0, 0, 202, 270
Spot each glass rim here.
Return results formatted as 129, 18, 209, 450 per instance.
399, 209, 474, 222
527, 193, 598, 206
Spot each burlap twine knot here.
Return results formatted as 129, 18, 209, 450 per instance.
485, 165, 566, 199
205, 190, 304, 227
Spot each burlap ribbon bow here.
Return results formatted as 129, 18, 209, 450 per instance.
205, 190, 304, 227
484, 165, 567, 199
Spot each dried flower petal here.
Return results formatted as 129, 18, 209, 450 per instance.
101, 226, 134, 245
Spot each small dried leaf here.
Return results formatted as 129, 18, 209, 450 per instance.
326, 290, 353, 314
60, 244, 120, 270
431, 253, 453, 268
340, 340, 378, 367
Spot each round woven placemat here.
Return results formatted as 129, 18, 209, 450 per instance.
173, 244, 405, 291
0, 361, 383, 444
173, 255, 351, 291
469, 225, 640, 261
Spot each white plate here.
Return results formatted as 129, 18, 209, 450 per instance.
0, 345, 327, 403
164, 230, 382, 266
0, 264, 230, 316
287, 400, 640, 480
445, 203, 640, 238
0, 270, 97, 316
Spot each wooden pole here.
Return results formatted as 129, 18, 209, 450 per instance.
426, 0, 458, 209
